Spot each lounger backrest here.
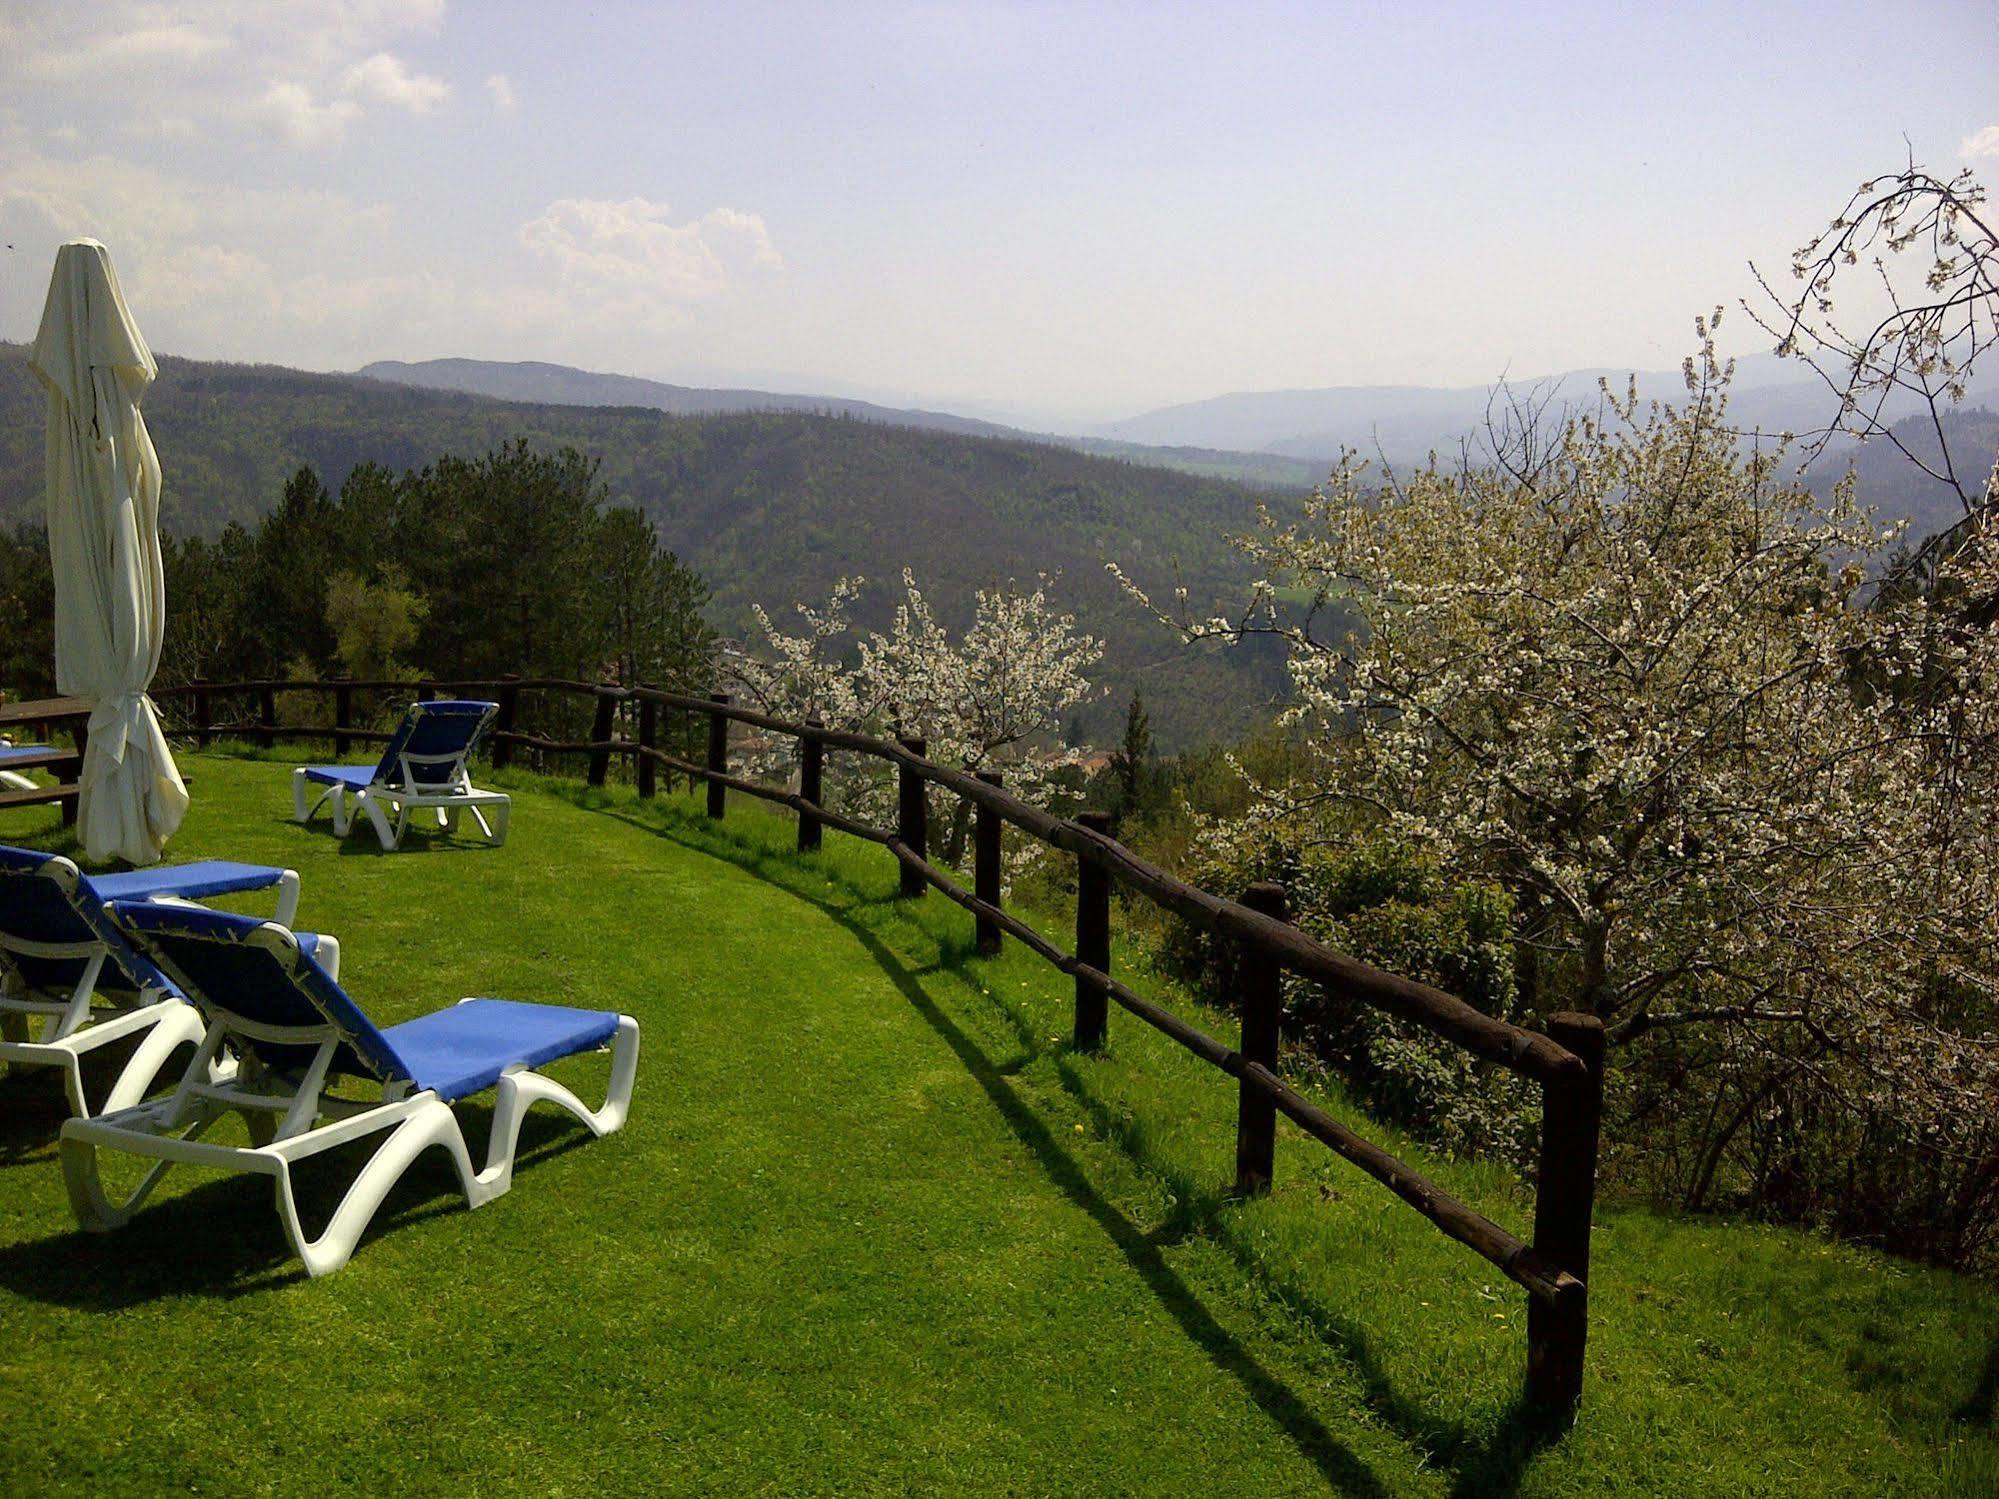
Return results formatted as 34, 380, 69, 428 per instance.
0, 846, 160, 996
107, 901, 413, 1086
370, 700, 498, 790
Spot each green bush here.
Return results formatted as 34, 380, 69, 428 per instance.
1165, 834, 1538, 1162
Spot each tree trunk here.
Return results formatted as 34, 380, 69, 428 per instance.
942, 794, 973, 868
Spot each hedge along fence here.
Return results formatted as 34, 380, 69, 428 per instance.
152, 675, 1608, 1418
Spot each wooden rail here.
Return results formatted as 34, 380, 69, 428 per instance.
150, 674, 1606, 1415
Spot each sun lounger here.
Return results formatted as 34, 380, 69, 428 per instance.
292, 699, 510, 851
64, 902, 638, 1276
0, 847, 334, 1117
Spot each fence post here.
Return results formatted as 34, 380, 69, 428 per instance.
974, 770, 1003, 956
705, 694, 729, 819
333, 680, 353, 759
61, 714, 86, 828
1526, 1013, 1606, 1417
1235, 881, 1289, 1196
194, 680, 212, 749
258, 685, 276, 749
587, 688, 617, 787
797, 719, 824, 853
1073, 810, 1114, 1050
492, 676, 519, 770
897, 737, 928, 897
416, 683, 436, 704
637, 694, 657, 799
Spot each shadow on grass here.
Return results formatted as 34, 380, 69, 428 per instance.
0, 1102, 593, 1307
1961, 1337, 1999, 1428
599, 799, 1577, 1497
601, 803, 1554, 1497
277, 807, 505, 857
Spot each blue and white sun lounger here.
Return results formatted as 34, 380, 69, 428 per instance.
65, 902, 638, 1277
292, 699, 510, 851
0, 743, 54, 792
0, 847, 335, 1118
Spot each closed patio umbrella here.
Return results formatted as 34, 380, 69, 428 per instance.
29, 239, 187, 865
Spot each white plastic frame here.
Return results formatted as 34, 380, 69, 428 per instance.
61, 990, 638, 1278
292, 757, 511, 851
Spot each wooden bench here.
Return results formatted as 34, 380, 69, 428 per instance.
0, 695, 92, 827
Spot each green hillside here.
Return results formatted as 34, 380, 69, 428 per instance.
0, 344, 1299, 748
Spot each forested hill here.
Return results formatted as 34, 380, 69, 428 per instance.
359, 357, 1020, 439
0, 343, 1295, 748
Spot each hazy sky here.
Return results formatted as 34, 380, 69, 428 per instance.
2, 1, 1994, 426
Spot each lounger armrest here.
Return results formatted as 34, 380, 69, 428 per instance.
93, 863, 297, 923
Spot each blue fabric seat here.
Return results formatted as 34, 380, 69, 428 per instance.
384, 1001, 623, 1102
298, 765, 376, 788
108, 902, 624, 1103
298, 700, 498, 790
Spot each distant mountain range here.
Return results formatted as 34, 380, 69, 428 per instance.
360, 358, 1328, 490
1087, 356, 1999, 470
359, 355, 1999, 505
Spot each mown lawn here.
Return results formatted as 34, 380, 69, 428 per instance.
2, 750, 1996, 1496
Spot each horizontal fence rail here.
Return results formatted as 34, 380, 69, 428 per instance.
149, 674, 1606, 1416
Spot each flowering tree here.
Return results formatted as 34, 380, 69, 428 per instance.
1118, 322, 1999, 1258
1747, 161, 1997, 518
733, 569, 1102, 860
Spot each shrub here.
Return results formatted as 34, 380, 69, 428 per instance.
1166, 831, 1538, 1162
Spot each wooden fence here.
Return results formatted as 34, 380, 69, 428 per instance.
151, 674, 1607, 1416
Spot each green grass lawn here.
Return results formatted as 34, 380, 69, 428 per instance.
2, 751, 1996, 1496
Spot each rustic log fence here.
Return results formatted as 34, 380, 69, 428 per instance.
147, 674, 1606, 1416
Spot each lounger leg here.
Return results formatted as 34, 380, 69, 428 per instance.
330, 786, 352, 836
271, 1099, 479, 1278
58, 1052, 90, 1120
62, 1104, 223, 1230
294, 770, 340, 828
475, 1017, 640, 1196
357, 791, 399, 851
98, 1005, 207, 1116
484, 799, 511, 847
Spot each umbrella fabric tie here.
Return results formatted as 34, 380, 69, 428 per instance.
87, 691, 158, 767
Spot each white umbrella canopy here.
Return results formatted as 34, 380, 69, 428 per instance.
29, 239, 188, 865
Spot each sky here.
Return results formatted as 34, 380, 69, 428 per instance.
1, 0, 1995, 429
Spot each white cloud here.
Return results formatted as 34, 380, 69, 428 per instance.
520, 197, 782, 307
485, 73, 517, 112
255, 81, 362, 145
340, 52, 449, 113
0, 129, 784, 373
12, 17, 234, 80
1961, 125, 1999, 162
1, 4, 452, 147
